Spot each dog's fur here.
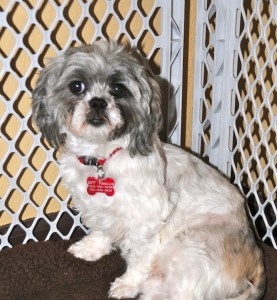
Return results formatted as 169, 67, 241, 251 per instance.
32, 41, 265, 300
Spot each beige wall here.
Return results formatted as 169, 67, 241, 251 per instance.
182, 0, 196, 149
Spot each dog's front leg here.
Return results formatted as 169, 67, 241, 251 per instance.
109, 235, 159, 299
68, 230, 112, 261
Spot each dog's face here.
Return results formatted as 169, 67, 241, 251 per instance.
32, 41, 162, 156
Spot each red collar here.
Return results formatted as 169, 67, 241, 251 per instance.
78, 147, 122, 167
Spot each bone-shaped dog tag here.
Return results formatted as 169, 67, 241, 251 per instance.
87, 177, 115, 196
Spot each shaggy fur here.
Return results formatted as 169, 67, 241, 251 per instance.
32, 41, 265, 300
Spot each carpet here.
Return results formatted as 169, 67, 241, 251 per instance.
0, 236, 276, 299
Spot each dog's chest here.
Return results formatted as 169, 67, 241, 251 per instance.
60, 153, 165, 213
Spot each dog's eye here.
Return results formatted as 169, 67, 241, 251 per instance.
110, 84, 130, 98
69, 81, 86, 94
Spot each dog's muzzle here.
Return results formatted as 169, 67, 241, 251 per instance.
87, 97, 108, 126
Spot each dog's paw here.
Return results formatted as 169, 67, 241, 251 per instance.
68, 232, 111, 261
109, 277, 140, 299
68, 242, 103, 261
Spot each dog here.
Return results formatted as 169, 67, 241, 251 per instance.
32, 41, 265, 300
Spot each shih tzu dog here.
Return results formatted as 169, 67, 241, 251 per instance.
32, 41, 265, 299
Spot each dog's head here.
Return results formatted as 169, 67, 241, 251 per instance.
32, 41, 162, 156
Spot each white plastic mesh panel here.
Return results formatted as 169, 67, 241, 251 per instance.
0, 0, 185, 249
193, 0, 277, 248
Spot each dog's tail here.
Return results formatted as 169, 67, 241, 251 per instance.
223, 228, 266, 300
228, 261, 266, 300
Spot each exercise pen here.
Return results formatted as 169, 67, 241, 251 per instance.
0, 0, 276, 298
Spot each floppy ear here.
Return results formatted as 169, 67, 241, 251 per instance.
32, 60, 66, 149
128, 70, 163, 156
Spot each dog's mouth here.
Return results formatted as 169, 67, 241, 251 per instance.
86, 111, 108, 127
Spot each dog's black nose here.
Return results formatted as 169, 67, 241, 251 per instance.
89, 97, 107, 111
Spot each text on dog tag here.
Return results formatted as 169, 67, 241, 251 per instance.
87, 177, 115, 196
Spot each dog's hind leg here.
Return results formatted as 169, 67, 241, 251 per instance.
109, 233, 161, 299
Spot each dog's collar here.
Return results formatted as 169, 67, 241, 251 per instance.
78, 147, 122, 196
78, 147, 122, 167
78, 147, 122, 197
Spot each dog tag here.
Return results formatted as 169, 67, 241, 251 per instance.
87, 176, 115, 196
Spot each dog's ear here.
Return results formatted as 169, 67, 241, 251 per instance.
129, 70, 163, 156
32, 60, 66, 149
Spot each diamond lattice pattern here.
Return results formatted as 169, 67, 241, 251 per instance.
232, 0, 277, 248
195, 0, 276, 248
197, 2, 215, 157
